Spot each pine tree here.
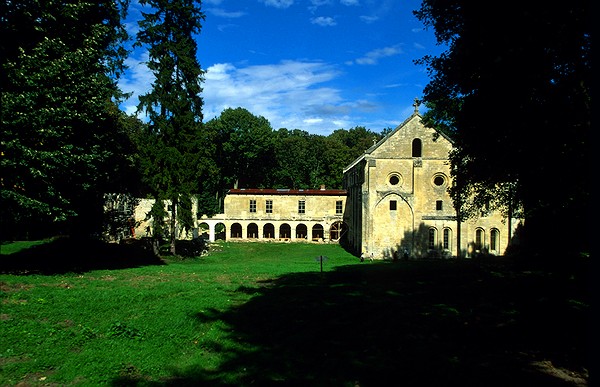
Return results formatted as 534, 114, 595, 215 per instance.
135, 0, 205, 255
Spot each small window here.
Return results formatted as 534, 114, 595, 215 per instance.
336, 200, 343, 214
389, 174, 400, 186
390, 200, 397, 211
412, 138, 422, 157
436, 200, 443, 210
249, 200, 256, 213
433, 175, 445, 186
266, 200, 273, 213
298, 200, 305, 214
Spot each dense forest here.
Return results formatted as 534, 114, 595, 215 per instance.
197, 107, 389, 215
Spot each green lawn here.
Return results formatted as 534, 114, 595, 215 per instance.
0, 240, 590, 386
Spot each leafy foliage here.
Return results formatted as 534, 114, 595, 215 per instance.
414, 1, 591, 256
1, 0, 132, 239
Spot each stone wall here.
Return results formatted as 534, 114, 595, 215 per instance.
343, 113, 521, 259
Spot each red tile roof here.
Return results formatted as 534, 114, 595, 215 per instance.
227, 188, 347, 196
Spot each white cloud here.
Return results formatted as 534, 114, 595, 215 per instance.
261, 0, 294, 9
310, 16, 337, 26
203, 60, 350, 133
207, 8, 246, 18
118, 51, 154, 116
353, 45, 403, 65
359, 15, 378, 23
118, 54, 387, 134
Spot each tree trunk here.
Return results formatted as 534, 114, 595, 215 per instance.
170, 198, 177, 255
456, 208, 462, 258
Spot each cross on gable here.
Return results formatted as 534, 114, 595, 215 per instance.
413, 98, 421, 113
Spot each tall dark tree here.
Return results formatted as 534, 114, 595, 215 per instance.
415, 1, 591, 257
1, 0, 131, 240
135, 0, 205, 255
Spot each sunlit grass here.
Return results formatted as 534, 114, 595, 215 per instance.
0, 241, 359, 385
0, 241, 589, 386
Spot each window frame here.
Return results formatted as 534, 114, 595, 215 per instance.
266, 199, 273, 214
298, 200, 305, 214
335, 200, 343, 214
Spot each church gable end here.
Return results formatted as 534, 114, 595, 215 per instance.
369, 114, 453, 160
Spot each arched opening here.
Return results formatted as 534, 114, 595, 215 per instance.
215, 223, 226, 241
230, 223, 242, 239
296, 224, 307, 239
329, 221, 347, 241
412, 138, 422, 157
475, 228, 485, 251
247, 223, 259, 239
279, 223, 291, 239
311, 224, 324, 241
490, 228, 499, 252
198, 222, 209, 240
263, 223, 275, 239
428, 227, 437, 249
443, 227, 452, 251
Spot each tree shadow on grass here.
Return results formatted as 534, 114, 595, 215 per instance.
0, 237, 165, 275
117, 259, 590, 387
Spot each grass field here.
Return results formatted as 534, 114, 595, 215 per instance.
0, 239, 590, 386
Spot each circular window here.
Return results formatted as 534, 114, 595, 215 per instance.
433, 174, 446, 187
388, 173, 402, 186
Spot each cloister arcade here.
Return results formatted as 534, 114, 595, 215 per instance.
197, 219, 347, 243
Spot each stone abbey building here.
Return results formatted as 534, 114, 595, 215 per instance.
118, 109, 520, 259
342, 111, 520, 259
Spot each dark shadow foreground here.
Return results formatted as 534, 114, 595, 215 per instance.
0, 237, 165, 274
114, 258, 590, 387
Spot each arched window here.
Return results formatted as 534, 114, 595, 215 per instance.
490, 228, 499, 252
412, 138, 422, 157
428, 227, 437, 249
475, 228, 484, 250
443, 228, 452, 250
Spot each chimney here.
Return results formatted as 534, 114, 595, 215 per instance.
320, 184, 326, 190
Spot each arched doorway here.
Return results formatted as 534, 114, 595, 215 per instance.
247, 223, 259, 239
198, 222, 209, 240
263, 223, 275, 239
329, 221, 347, 241
231, 223, 242, 238
215, 222, 226, 241
279, 223, 291, 239
296, 224, 307, 239
311, 224, 324, 241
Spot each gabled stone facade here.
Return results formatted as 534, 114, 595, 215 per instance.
342, 112, 521, 259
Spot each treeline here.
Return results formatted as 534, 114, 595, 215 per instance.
197, 107, 390, 215
129, 106, 390, 216
0, 1, 389, 243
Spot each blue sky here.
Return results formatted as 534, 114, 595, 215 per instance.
119, 0, 446, 135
